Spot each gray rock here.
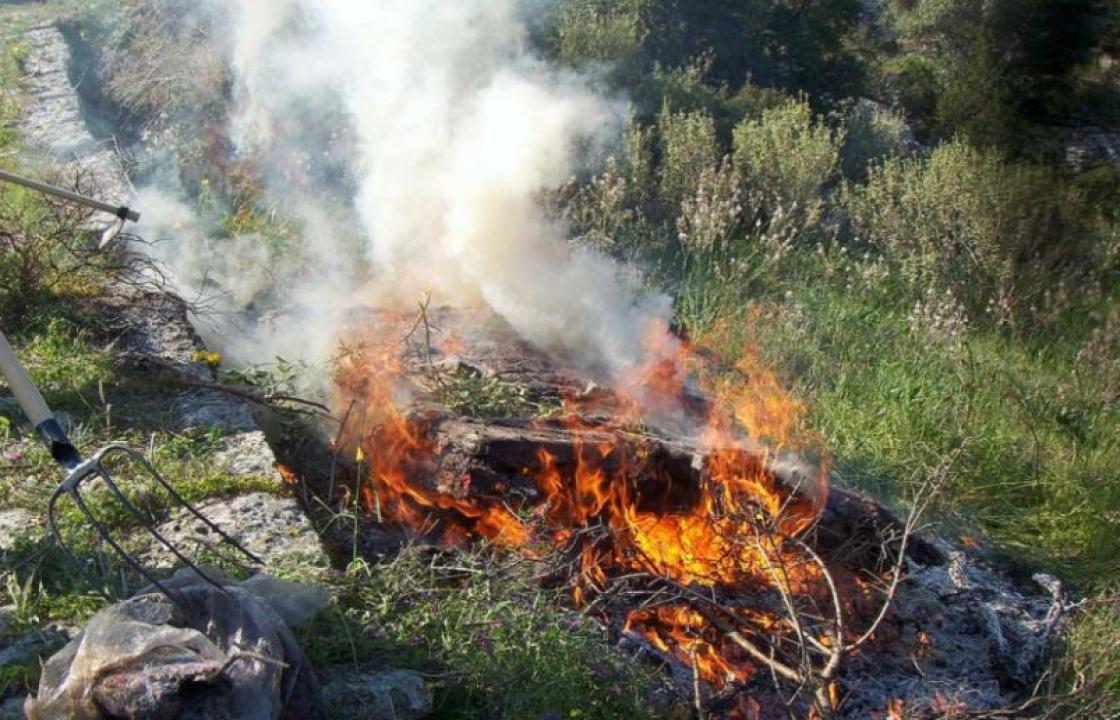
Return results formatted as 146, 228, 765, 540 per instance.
141, 492, 323, 569
0, 697, 26, 720
0, 606, 16, 638
98, 290, 212, 372
0, 510, 41, 552
213, 431, 281, 479
322, 670, 433, 720
177, 391, 257, 432
1064, 128, 1120, 171
0, 627, 67, 675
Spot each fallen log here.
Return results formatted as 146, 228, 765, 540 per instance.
421, 417, 945, 571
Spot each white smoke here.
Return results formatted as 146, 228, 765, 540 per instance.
142, 0, 672, 380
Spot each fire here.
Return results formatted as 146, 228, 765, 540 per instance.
625, 607, 751, 686
333, 318, 832, 694
335, 339, 532, 548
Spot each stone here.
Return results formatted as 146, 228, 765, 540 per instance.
0, 606, 16, 638
0, 627, 67, 675
0, 510, 41, 552
141, 492, 323, 569
322, 670, 433, 720
0, 697, 26, 720
212, 431, 281, 480
177, 391, 257, 432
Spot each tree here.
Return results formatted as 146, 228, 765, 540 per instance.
891, 0, 1105, 146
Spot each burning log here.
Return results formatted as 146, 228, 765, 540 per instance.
423, 417, 943, 571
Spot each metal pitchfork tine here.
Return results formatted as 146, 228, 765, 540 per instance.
1, 328, 264, 606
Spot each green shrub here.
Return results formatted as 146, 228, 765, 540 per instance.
838, 98, 912, 181
731, 98, 843, 224
657, 106, 718, 213
0, 176, 108, 326
878, 55, 940, 120
557, 0, 646, 67
622, 120, 657, 205
886, 0, 1104, 146
843, 139, 1113, 326
640, 57, 729, 122
933, 46, 1018, 148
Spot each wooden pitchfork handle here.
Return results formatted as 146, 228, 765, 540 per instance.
0, 168, 140, 222
0, 328, 82, 470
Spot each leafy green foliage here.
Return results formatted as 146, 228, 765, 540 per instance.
556, 0, 647, 68
224, 357, 312, 397
837, 99, 912, 181
886, 0, 1109, 146
432, 374, 556, 421
656, 106, 718, 212
732, 97, 843, 223
843, 140, 1115, 325
638, 0, 865, 98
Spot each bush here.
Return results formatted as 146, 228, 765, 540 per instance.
637, 0, 865, 98
877, 55, 940, 121
843, 139, 1114, 325
0, 174, 108, 326
887, 0, 1105, 147
731, 98, 843, 225
837, 98, 913, 181
657, 106, 718, 213
557, 0, 646, 67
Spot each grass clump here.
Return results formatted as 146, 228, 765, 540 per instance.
303, 550, 670, 720
15, 317, 112, 406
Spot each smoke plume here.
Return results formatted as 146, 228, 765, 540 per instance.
139, 0, 672, 381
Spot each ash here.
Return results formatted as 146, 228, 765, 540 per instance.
839, 545, 1067, 717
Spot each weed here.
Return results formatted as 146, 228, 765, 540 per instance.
15, 317, 112, 406
433, 374, 555, 421
301, 548, 670, 720
224, 357, 312, 397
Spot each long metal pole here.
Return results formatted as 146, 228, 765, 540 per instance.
0, 167, 139, 222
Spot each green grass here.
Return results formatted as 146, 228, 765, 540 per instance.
676, 245, 1120, 715
14, 317, 113, 406
687, 248, 1120, 586
300, 550, 672, 720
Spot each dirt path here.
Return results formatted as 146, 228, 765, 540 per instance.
19, 23, 128, 198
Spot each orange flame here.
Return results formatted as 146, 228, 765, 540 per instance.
334, 319, 831, 689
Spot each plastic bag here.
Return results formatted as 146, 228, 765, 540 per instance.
26, 570, 328, 720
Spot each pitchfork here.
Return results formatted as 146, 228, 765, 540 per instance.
0, 169, 263, 602
0, 329, 264, 601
